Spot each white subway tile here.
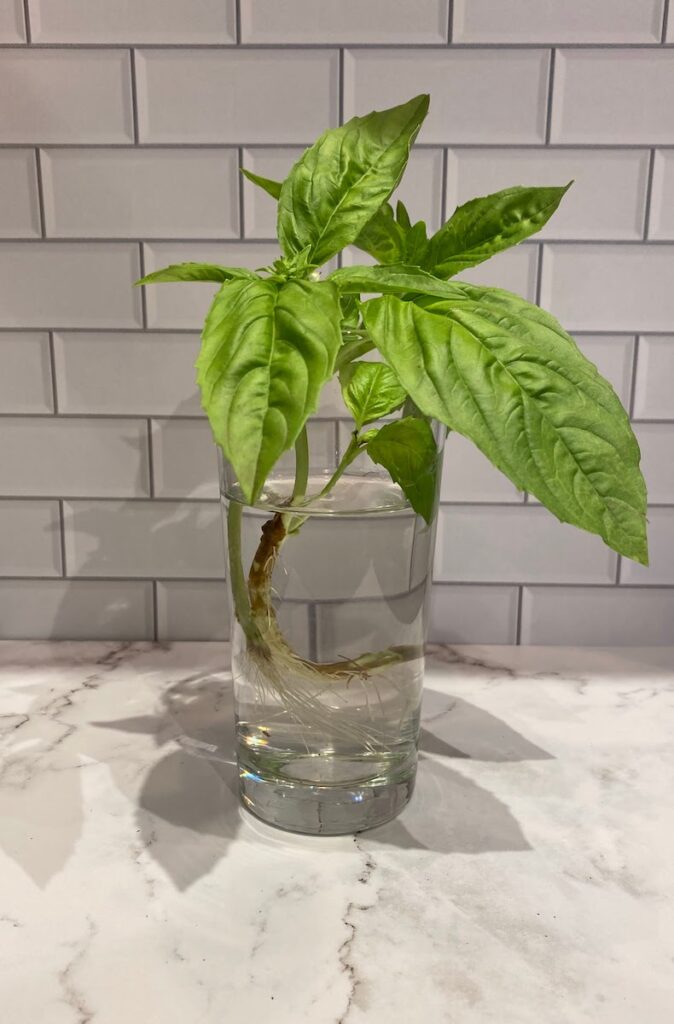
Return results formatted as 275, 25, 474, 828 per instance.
0, 333, 53, 413
453, 0, 663, 43
241, 0, 448, 43
434, 505, 617, 583
521, 585, 674, 645
242, 148, 300, 239
573, 335, 635, 408
42, 149, 239, 240
429, 584, 519, 643
633, 423, 674, 503
0, 151, 41, 238
0, 579, 153, 640
152, 419, 218, 499
28, 0, 235, 43
551, 49, 674, 145
540, 244, 674, 333
0, 418, 150, 498
0, 500, 61, 576
137, 49, 339, 144
313, 587, 427, 662
53, 332, 201, 416
441, 432, 522, 503
63, 500, 224, 578
446, 149, 649, 241
0, 0, 25, 41
239, 503, 421, 600
633, 335, 674, 419
0, 50, 133, 144
0, 243, 142, 329
621, 508, 674, 585
316, 378, 348, 419
242, 147, 444, 239
142, 242, 280, 328
457, 244, 538, 302
344, 49, 549, 144
156, 581, 229, 641
648, 151, 674, 240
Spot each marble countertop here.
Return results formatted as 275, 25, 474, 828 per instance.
1, 642, 673, 1023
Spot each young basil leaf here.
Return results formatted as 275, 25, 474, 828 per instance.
241, 168, 282, 200
136, 263, 256, 286
340, 293, 360, 328
339, 361, 407, 430
335, 335, 375, 370
362, 292, 647, 564
403, 220, 430, 267
396, 200, 412, 231
278, 94, 430, 267
367, 417, 439, 524
425, 183, 572, 279
197, 278, 342, 503
352, 203, 406, 264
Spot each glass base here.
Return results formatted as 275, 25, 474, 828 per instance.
239, 765, 416, 836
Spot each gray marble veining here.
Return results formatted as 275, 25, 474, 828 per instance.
1, 641, 673, 1023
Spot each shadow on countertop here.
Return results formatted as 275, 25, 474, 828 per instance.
94, 678, 551, 889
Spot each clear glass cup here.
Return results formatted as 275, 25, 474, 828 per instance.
220, 419, 443, 835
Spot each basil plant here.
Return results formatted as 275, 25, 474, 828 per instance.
139, 94, 648, 635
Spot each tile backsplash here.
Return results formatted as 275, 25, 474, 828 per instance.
0, 0, 672, 645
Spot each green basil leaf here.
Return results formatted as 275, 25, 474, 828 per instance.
241, 168, 282, 200
136, 263, 256, 286
352, 203, 405, 264
335, 335, 375, 370
425, 183, 572, 279
339, 361, 407, 429
403, 220, 430, 267
329, 263, 461, 299
197, 278, 342, 503
362, 293, 648, 564
396, 200, 412, 231
278, 94, 429, 267
340, 293, 360, 328
367, 417, 439, 524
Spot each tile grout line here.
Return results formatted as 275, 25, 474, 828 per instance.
1, 408, 673, 424
662, 0, 671, 43
338, 47, 344, 125
0, 327, 665, 338
446, 0, 454, 44
0, 575, 670, 591
47, 330, 59, 414
21, 0, 31, 42
628, 335, 641, 419
0, 142, 672, 153
515, 586, 524, 644
151, 579, 159, 642
137, 242, 148, 328
129, 48, 140, 145
234, 0, 242, 45
440, 147, 449, 223
6, 237, 674, 246
3, 41, 674, 50
237, 147, 246, 238
544, 48, 556, 145
308, 604, 318, 661
34, 148, 47, 237
58, 499, 68, 578
146, 419, 155, 498
642, 148, 657, 239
